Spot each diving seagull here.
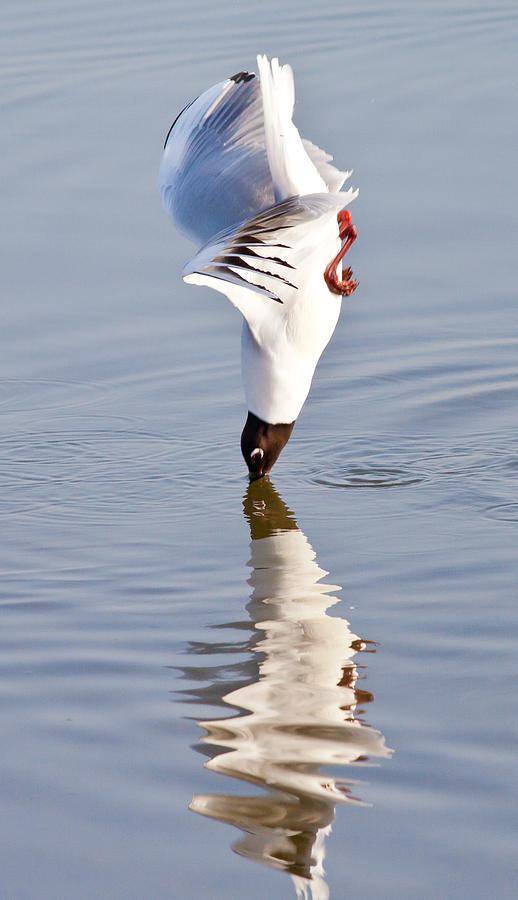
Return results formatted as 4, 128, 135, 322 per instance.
159, 55, 358, 478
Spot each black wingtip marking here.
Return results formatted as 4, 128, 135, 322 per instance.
207, 265, 283, 303
164, 69, 254, 148
215, 254, 298, 290
231, 245, 296, 269
163, 97, 197, 149
230, 71, 255, 83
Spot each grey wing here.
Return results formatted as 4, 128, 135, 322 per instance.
158, 72, 275, 246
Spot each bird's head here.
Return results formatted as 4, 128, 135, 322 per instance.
241, 412, 295, 479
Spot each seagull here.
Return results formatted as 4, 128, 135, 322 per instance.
159, 55, 358, 478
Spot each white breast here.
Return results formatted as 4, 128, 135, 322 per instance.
241, 226, 343, 424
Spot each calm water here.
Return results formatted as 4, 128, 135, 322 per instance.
2, 1, 518, 897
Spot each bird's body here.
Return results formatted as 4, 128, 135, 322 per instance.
159, 55, 358, 476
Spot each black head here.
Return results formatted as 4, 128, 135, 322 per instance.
241, 412, 295, 479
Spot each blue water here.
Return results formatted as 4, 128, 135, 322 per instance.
2, 1, 518, 897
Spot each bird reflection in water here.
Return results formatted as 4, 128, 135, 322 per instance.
184, 480, 392, 899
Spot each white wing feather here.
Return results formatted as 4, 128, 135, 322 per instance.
256, 55, 328, 200
182, 191, 357, 339
301, 138, 349, 193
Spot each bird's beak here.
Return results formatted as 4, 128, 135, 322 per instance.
249, 447, 265, 479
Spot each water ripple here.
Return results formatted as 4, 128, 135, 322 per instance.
0, 378, 104, 413
314, 465, 423, 489
305, 433, 518, 513
484, 503, 518, 523
0, 422, 242, 523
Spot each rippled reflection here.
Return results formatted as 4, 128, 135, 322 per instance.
187, 480, 392, 898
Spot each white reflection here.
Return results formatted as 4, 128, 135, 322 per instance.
190, 479, 392, 898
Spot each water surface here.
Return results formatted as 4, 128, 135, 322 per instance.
2, 1, 518, 897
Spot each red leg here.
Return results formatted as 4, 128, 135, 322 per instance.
337, 209, 352, 240
324, 210, 358, 296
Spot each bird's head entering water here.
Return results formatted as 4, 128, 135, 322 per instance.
241, 412, 295, 479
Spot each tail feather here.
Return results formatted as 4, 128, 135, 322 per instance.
257, 54, 327, 201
